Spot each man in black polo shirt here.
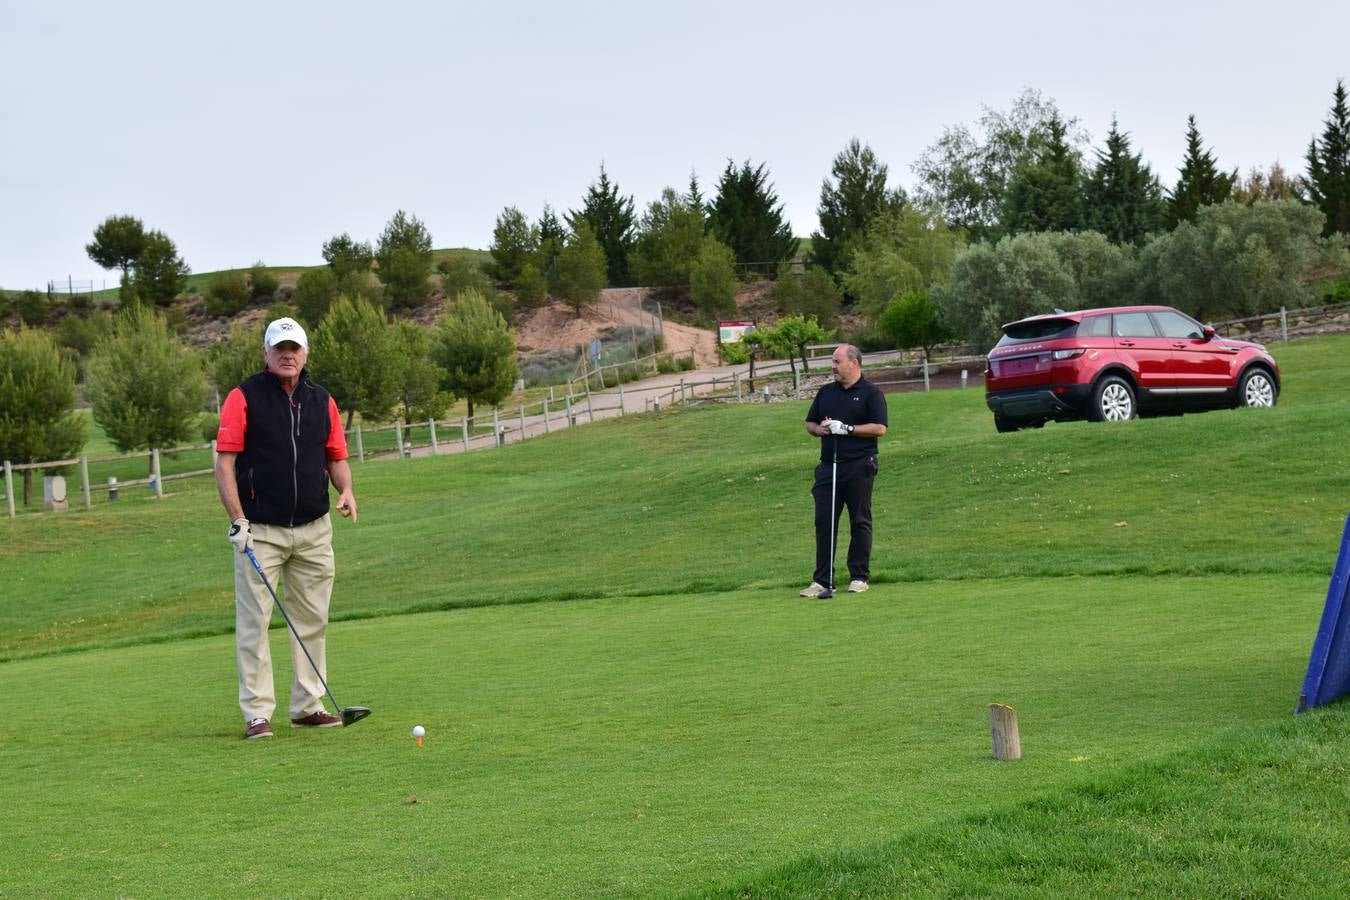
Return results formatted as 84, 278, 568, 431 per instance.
801, 344, 888, 598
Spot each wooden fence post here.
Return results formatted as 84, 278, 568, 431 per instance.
988, 703, 1021, 760
543, 398, 551, 434
79, 456, 91, 509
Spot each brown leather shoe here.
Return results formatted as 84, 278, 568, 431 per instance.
245, 718, 273, 740
291, 709, 342, 728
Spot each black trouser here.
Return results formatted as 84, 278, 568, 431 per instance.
811, 454, 878, 586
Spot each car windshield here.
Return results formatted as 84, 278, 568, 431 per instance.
998, 318, 1076, 344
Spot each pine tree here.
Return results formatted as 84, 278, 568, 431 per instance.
1082, 118, 1166, 244
486, 206, 539, 285
566, 165, 637, 287
535, 204, 566, 286
1167, 115, 1237, 227
708, 159, 799, 270
811, 138, 907, 276
1003, 113, 1084, 234
1305, 79, 1350, 236
432, 291, 517, 427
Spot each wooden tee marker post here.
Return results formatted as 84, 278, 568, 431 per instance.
987, 703, 1021, 760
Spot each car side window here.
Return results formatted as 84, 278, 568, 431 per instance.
1114, 312, 1157, 337
1079, 315, 1111, 337
1151, 310, 1204, 339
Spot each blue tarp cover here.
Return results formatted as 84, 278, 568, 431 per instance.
1297, 511, 1350, 713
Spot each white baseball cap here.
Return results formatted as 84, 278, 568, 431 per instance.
264, 317, 308, 350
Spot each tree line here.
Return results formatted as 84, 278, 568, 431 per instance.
4, 81, 1350, 502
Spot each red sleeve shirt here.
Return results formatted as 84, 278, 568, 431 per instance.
215, 388, 349, 461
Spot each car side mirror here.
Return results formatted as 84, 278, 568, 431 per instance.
1201, 325, 1216, 341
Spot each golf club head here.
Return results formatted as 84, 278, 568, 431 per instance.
340, 706, 372, 727
816, 588, 834, 599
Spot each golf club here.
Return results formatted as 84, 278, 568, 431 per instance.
818, 431, 838, 599
244, 547, 371, 727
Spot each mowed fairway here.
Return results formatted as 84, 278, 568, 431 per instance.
3, 336, 1350, 896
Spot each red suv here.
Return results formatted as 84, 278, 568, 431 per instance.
984, 305, 1280, 432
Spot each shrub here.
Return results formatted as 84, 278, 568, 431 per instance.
17, 290, 49, 326
294, 268, 338, 324
249, 262, 280, 301
519, 348, 580, 387
656, 355, 679, 374
1321, 278, 1350, 303
678, 354, 696, 371
204, 271, 250, 318
718, 341, 751, 365
439, 256, 493, 299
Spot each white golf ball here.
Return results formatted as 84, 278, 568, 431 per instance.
412, 725, 426, 738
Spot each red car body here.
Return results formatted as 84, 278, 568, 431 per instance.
984, 305, 1280, 432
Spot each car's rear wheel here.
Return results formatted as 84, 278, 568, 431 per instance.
1237, 368, 1277, 408
994, 414, 1020, 433
1090, 375, 1136, 422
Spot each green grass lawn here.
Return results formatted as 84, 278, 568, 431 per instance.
1, 335, 1348, 895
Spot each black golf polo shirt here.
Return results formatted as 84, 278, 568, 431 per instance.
806, 377, 888, 462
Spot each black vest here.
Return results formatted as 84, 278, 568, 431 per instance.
235, 369, 334, 526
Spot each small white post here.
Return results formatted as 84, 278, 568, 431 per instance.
429, 420, 438, 455
617, 383, 624, 416
4, 461, 13, 519
395, 421, 405, 458
961, 369, 968, 389
492, 408, 501, 447
519, 404, 526, 437
1281, 306, 1288, 342
151, 449, 163, 499
355, 424, 365, 463
461, 417, 469, 452
734, 371, 742, 402
922, 362, 931, 392
587, 392, 595, 423
80, 455, 91, 509
566, 396, 574, 427
543, 398, 551, 434
680, 378, 686, 403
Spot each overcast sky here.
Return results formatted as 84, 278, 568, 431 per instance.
3, 0, 1347, 290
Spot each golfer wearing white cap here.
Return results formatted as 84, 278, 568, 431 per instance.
213, 317, 358, 740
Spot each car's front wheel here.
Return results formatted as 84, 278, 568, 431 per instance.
1090, 375, 1136, 422
1237, 368, 1278, 408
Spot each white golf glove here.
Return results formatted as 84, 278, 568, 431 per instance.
826, 419, 853, 436
229, 517, 252, 553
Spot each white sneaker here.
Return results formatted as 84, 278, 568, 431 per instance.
847, 580, 869, 593
799, 581, 828, 598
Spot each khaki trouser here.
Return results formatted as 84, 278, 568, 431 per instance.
234, 514, 335, 723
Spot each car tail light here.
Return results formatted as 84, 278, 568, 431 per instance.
1052, 349, 1084, 360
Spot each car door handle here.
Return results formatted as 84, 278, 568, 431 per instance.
1171, 342, 1188, 349
1118, 340, 1135, 347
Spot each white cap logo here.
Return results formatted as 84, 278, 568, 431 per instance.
264, 317, 308, 350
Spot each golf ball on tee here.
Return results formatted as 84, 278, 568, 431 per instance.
412, 725, 425, 738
